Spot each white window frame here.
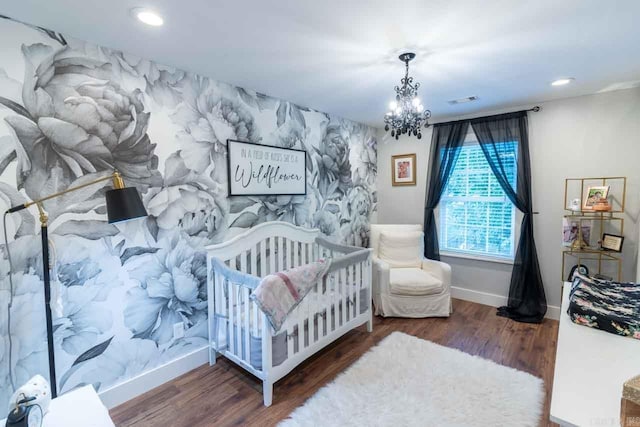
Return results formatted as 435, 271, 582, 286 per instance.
436, 132, 519, 264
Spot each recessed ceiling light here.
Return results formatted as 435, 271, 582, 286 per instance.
551, 78, 574, 86
131, 8, 164, 26
448, 96, 478, 105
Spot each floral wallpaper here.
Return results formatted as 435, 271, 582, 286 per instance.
0, 17, 377, 414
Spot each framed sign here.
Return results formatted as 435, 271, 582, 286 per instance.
601, 233, 624, 252
227, 139, 307, 196
392, 153, 417, 186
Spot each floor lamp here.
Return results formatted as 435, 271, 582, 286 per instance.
5, 171, 147, 398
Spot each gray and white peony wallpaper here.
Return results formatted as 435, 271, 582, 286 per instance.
0, 17, 377, 414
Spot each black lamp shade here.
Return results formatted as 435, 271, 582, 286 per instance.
106, 187, 148, 224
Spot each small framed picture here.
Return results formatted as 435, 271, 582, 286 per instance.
583, 185, 610, 210
392, 153, 417, 186
601, 233, 624, 252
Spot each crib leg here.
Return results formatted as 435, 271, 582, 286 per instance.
366, 314, 373, 333
209, 347, 217, 366
263, 380, 273, 406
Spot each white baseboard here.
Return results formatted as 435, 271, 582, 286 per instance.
99, 345, 209, 409
451, 286, 560, 320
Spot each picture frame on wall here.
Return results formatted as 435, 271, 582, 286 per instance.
601, 233, 624, 252
391, 153, 417, 186
583, 185, 610, 210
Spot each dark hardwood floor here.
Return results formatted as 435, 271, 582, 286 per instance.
110, 299, 559, 427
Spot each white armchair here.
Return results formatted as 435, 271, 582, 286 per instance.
370, 224, 452, 318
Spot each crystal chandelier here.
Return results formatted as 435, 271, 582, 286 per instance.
384, 52, 431, 140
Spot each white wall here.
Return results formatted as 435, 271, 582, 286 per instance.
377, 87, 640, 310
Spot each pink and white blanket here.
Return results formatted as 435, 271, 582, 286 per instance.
250, 259, 331, 332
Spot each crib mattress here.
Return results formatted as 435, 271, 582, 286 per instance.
215, 288, 369, 370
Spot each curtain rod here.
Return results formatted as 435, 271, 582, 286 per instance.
429, 106, 540, 127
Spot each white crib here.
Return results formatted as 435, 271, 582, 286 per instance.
206, 221, 373, 406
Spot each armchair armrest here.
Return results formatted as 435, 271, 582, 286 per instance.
371, 256, 391, 294
421, 258, 452, 287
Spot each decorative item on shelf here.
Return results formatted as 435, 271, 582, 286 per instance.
583, 185, 610, 210
592, 197, 612, 212
569, 198, 581, 212
383, 52, 431, 140
568, 264, 589, 281
5, 375, 50, 427
391, 153, 417, 186
562, 218, 591, 248
601, 233, 624, 252
3, 171, 147, 400
5, 397, 42, 427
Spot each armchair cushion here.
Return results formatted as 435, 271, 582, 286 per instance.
378, 232, 422, 268
389, 268, 443, 296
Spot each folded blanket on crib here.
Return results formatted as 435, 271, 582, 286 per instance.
251, 259, 331, 332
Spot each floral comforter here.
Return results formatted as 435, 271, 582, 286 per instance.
568, 273, 640, 340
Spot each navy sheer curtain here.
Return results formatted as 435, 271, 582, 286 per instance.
423, 121, 469, 261
471, 111, 547, 323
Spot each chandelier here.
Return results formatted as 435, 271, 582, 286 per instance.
384, 52, 431, 140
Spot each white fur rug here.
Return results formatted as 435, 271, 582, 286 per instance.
279, 332, 544, 427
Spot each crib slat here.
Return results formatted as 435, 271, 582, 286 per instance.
278, 237, 284, 271
293, 241, 299, 268
215, 272, 224, 346
236, 285, 242, 359
253, 297, 260, 338
269, 237, 276, 275
297, 298, 305, 352
250, 244, 257, 276
229, 281, 235, 356
309, 281, 316, 344
345, 267, 350, 322
260, 240, 267, 278
355, 261, 361, 318
244, 286, 250, 362
339, 268, 346, 326
286, 239, 292, 270
240, 251, 248, 274
287, 324, 295, 357
329, 272, 336, 332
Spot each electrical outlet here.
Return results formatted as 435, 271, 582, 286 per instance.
173, 322, 184, 339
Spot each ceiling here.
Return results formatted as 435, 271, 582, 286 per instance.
2, 1, 640, 127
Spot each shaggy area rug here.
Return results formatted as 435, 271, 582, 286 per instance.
279, 331, 544, 427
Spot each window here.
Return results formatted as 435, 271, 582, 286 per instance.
439, 141, 517, 260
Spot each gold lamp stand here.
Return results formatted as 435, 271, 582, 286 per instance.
5, 171, 146, 398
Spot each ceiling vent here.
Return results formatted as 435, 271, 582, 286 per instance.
448, 96, 478, 105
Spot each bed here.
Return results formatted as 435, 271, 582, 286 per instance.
206, 221, 373, 406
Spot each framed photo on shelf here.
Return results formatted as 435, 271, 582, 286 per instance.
601, 233, 624, 252
583, 185, 610, 210
391, 153, 417, 186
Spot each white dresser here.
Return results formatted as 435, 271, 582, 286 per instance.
550, 284, 640, 426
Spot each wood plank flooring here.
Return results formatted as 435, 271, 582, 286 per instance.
110, 299, 559, 427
